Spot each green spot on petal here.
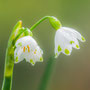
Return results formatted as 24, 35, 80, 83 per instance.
18, 42, 22, 46
16, 57, 18, 62
32, 62, 35, 65
58, 45, 62, 52
65, 49, 70, 55
70, 41, 74, 44
30, 59, 33, 63
40, 57, 43, 62
30, 59, 35, 65
81, 36, 85, 41
76, 45, 79, 48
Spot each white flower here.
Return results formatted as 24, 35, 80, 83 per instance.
14, 36, 43, 66
55, 27, 86, 58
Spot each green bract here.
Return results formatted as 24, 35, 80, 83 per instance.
49, 16, 62, 30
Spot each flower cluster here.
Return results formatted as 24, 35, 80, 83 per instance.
13, 16, 86, 65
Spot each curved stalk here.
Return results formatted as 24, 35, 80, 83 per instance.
2, 21, 22, 90
30, 16, 50, 31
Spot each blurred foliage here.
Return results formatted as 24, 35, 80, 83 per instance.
0, 0, 90, 90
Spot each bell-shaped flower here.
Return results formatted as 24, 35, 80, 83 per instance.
14, 36, 43, 66
55, 27, 86, 58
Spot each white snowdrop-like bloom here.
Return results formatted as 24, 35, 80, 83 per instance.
14, 36, 43, 66
55, 27, 86, 58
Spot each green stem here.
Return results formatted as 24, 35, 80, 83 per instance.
2, 65, 14, 90
30, 16, 50, 31
1, 21, 22, 90
2, 77, 12, 90
2, 46, 14, 90
38, 55, 55, 90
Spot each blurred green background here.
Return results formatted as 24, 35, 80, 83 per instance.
0, 0, 90, 90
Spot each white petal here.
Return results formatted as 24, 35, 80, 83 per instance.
62, 27, 86, 42
56, 28, 80, 49
16, 36, 37, 48
25, 46, 43, 63
55, 29, 72, 55
55, 41, 61, 58
55, 29, 73, 57
14, 47, 24, 63
55, 29, 72, 49
70, 37, 80, 49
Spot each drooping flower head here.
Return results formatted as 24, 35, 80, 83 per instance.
14, 36, 43, 66
11, 21, 43, 66
55, 27, 85, 58
49, 16, 86, 58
